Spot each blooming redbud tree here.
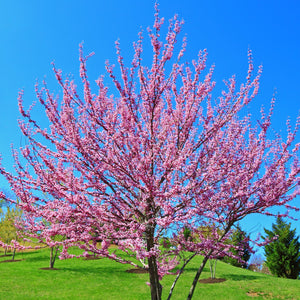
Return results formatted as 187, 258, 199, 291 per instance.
0, 5, 299, 300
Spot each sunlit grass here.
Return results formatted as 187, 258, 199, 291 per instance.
0, 248, 299, 299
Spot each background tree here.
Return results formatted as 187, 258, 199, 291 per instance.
263, 217, 300, 279
260, 262, 271, 275
0, 206, 22, 258
222, 225, 251, 268
0, 199, 4, 253
16, 212, 67, 269
0, 199, 3, 217
248, 253, 264, 272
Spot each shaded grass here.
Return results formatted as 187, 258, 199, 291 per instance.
0, 249, 299, 299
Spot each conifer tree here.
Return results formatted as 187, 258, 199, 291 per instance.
263, 217, 300, 279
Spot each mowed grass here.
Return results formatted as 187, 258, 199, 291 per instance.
0, 248, 299, 300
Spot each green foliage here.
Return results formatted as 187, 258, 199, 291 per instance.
0, 198, 6, 218
183, 227, 192, 241
0, 206, 21, 243
263, 217, 300, 279
222, 225, 251, 268
160, 237, 172, 249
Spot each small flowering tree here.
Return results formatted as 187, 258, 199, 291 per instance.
15, 209, 67, 269
0, 4, 299, 300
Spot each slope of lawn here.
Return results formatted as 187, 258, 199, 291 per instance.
0, 248, 299, 300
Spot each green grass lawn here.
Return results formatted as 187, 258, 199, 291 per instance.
0, 248, 299, 299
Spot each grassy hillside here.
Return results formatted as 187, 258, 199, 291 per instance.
0, 248, 299, 299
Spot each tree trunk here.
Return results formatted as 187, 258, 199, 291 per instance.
167, 253, 197, 300
209, 259, 217, 279
213, 259, 217, 279
186, 251, 212, 300
146, 226, 162, 300
12, 247, 16, 260
50, 247, 54, 268
209, 259, 213, 278
50, 246, 59, 269
186, 225, 232, 299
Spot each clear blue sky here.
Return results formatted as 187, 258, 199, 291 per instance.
0, 0, 299, 255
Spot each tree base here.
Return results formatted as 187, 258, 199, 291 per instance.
126, 268, 149, 274
198, 278, 226, 284
84, 255, 102, 260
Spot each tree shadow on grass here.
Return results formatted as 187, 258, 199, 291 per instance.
20, 253, 51, 265
24, 256, 49, 263
224, 274, 261, 281
173, 264, 261, 282
1, 251, 45, 263
178, 266, 210, 273
0, 259, 24, 263
9, 251, 44, 258
60, 265, 138, 276
0, 254, 12, 258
